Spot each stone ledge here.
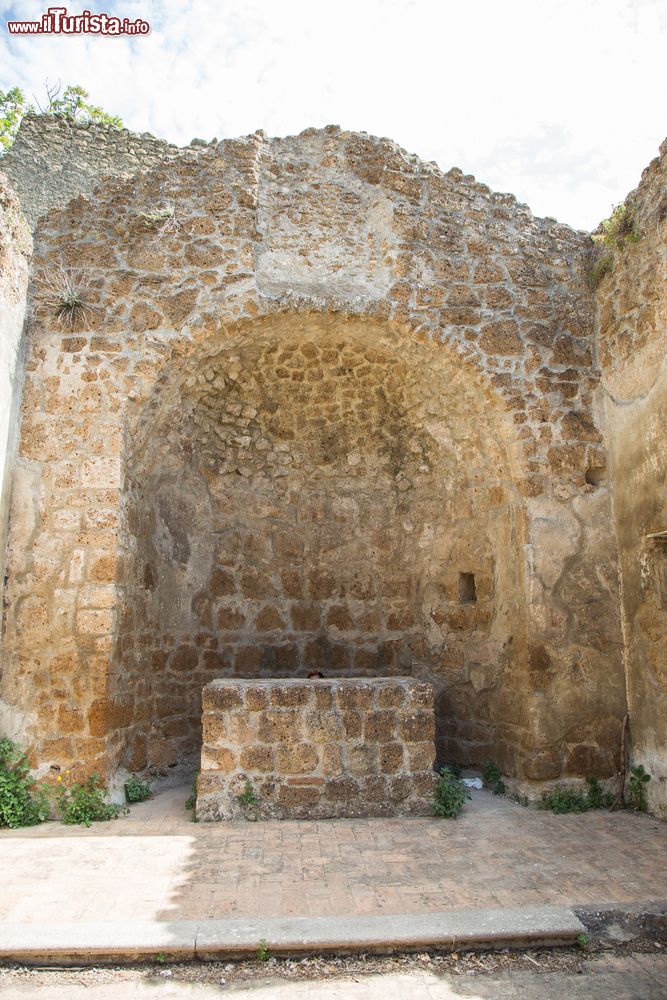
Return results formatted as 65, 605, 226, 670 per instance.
0, 906, 587, 965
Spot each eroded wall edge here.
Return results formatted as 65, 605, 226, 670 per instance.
0, 172, 32, 711
596, 137, 667, 817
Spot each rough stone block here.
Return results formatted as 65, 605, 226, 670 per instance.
197, 677, 436, 819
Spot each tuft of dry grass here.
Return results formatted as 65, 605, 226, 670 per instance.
33, 264, 93, 329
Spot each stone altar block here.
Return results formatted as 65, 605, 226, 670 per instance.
196, 677, 437, 820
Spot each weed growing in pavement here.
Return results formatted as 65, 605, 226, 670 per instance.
54, 772, 124, 827
185, 772, 199, 820
0, 738, 48, 828
628, 765, 651, 812
124, 775, 151, 803
482, 760, 506, 796
237, 779, 260, 820
432, 767, 471, 819
541, 777, 614, 815
257, 938, 271, 962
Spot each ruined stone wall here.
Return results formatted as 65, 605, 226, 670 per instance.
0, 126, 625, 792
0, 114, 187, 229
0, 174, 31, 679
596, 138, 667, 817
197, 677, 436, 819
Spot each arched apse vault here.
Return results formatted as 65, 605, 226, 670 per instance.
113, 312, 528, 776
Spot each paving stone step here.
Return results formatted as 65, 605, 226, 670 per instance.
0, 905, 586, 966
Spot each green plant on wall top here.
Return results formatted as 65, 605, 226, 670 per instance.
0, 738, 49, 828
432, 767, 471, 818
0, 87, 30, 151
588, 201, 642, 288
0, 82, 121, 153
593, 203, 641, 250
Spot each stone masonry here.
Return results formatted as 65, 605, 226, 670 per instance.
196, 677, 436, 820
0, 123, 625, 793
0, 114, 189, 229
0, 115, 664, 815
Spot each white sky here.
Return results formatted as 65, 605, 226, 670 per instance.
1, 0, 665, 230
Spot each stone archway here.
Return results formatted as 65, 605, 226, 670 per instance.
113, 312, 527, 778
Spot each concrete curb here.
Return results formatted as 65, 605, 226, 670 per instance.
0, 905, 586, 966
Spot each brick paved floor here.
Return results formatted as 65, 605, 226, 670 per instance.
0, 785, 665, 924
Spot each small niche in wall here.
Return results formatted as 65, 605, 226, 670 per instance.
585, 464, 607, 487
658, 560, 667, 612
458, 572, 477, 603
647, 530, 667, 610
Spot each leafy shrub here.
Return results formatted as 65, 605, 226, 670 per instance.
541, 779, 611, 814
54, 773, 123, 827
0, 738, 48, 828
124, 776, 151, 803
542, 777, 617, 814
482, 760, 506, 796
585, 776, 613, 809
540, 785, 590, 814
432, 767, 471, 819
628, 764, 651, 812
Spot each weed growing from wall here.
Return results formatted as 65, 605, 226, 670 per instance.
34, 264, 93, 328
137, 204, 180, 242
237, 779, 260, 820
